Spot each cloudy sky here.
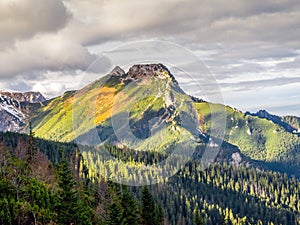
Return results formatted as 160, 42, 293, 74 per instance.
1, 0, 300, 116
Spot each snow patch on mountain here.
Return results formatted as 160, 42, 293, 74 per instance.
0, 92, 46, 132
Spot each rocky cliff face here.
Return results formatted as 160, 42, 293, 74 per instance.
0, 91, 46, 103
0, 91, 45, 132
126, 64, 178, 83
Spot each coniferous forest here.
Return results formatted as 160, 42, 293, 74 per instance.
0, 131, 299, 225
0, 131, 163, 225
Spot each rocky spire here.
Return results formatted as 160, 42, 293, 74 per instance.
109, 66, 125, 76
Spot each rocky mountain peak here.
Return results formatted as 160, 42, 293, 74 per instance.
109, 66, 125, 76
0, 91, 46, 103
126, 63, 177, 83
0, 91, 46, 132
251, 109, 297, 133
256, 109, 270, 117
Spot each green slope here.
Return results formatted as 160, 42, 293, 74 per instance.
31, 74, 123, 142
32, 64, 200, 156
30, 64, 300, 169
195, 102, 300, 164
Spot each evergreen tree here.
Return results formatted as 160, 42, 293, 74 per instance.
107, 201, 123, 225
0, 131, 299, 225
194, 209, 205, 225
55, 160, 89, 224
27, 122, 37, 162
107, 185, 124, 225
141, 186, 156, 225
121, 187, 140, 225
154, 204, 164, 225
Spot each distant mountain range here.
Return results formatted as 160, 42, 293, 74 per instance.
248, 109, 300, 134
0, 91, 45, 131
0, 64, 299, 176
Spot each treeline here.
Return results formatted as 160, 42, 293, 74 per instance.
0, 131, 76, 164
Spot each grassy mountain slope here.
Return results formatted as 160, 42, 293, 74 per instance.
195, 102, 300, 164
32, 64, 200, 155
31, 79, 119, 142
283, 115, 300, 132
30, 64, 300, 172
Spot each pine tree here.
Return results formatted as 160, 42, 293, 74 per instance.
55, 160, 80, 224
121, 187, 140, 225
141, 186, 156, 225
194, 209, 205, 225
107, 185, 124, 225
0, 198, 12, 224
107, 200, 124, 225
154, 204, 164, 225
27, 122, 37, 162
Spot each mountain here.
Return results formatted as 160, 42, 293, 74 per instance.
196, 104, 300, 164
31, 64, 201, 154
249, 109, 300, 134
1, 64, 299, 175
0, 91, 46, 103
0, 65, 299, 224
283, 115, 300, 132
0, 91, 45, 132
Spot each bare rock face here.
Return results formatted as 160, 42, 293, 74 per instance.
126, 63, 178, 83
109, 66, 125, 76
0, 91, 46, 103
0, 91, 46, 132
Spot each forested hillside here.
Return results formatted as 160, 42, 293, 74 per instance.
0, 131, 163, 224
195, 103, 300, 166
0, 131, 299, 224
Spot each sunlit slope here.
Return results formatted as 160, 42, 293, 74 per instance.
31, 64, 300, 167
32, 64, 201, 154
32, 76, 119, 142
195, 102, 300, 163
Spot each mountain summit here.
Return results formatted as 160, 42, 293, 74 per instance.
0, 91, 45, 132
0, 91, 46, 103
249, 109, 300, 134
0, 64, 299, 175
109, 66, 125, 76
31, 63, 199, 152
126, 64, 177, 83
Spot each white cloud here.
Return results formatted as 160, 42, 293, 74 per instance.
30, 70, 88, 97
0, 33, 98, 77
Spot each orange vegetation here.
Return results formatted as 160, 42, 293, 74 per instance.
93, 87, 117, 125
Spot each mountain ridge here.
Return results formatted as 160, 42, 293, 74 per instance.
0, 91, 46, 103
0, 91, 45, 132
0, 64, 299, 176
248, 109, 300, 135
